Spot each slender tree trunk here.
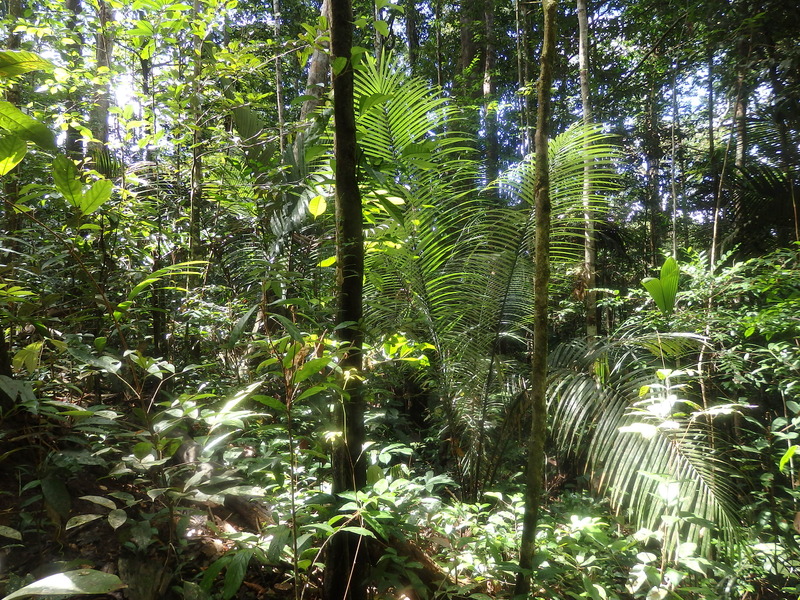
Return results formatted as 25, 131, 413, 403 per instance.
435, 0, 442, 90
0, 0, 23, 409
299, 0, 330, 123
273, 0, 285, 154
189, 0, 204, 259
514, 0, 526, 154
670, 68, 679, 258
577, 0, 596, 341
405, 0, 419, 73
643, 77, 663, 266
65, 0, 84, 159
483, 0, 498, 186
515, 0, 556, 595
373, 0, 385, 59
325, 0, 367, 598
707, 46, 722, 268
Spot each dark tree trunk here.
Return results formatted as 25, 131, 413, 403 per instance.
1, 0, 23, 399
458, 0, 485, 99
405, 0, 419, 73
324, 0, 367, 598
515, 0, 557, 595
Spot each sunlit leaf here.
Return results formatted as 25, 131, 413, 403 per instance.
0, 134, 26, 175
52, 154, 83, 208
308, 194, 327, 218
0, 101, 55, 149
0, 50, 55, 77
80, 178, 113, 215
2, 569, 125, 599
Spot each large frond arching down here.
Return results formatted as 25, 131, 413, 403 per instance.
549, 335, 743, 559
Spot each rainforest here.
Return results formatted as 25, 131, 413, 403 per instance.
0, 0, 798, 599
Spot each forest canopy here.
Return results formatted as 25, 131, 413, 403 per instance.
0, 0, 799, 599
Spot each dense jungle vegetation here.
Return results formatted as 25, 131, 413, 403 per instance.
0, 0, 798, 598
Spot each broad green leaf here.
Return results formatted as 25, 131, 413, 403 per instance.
308, 194, 327, 218
641, 258, 679, 315
266, 524, 291, 563
52, 154, 84, 208
41, 474, 71, 519
2, 569, 125, 599
0, 51, 54, 77
359, 92, 391, 114
0, 101, 55, 149
373, 19, 390, 37
659, 257, 679, 314
252, 395, 286, 412
340, 526, 376, 539
331, 56, 347, 75
80, 179, 113, 215
227, 304, 258, 348
222, 548, 252, 600
127, 277, 161, 301
641, 277, 665, 313
780, 445, 799, 473
271, 314, 304, 343
0, 134, 26, 175
293, 356, 333, 384
13, 341, 43, 372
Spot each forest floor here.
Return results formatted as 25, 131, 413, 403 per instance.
0, 417, 310, 600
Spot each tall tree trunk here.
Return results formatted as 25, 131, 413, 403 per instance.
707, 46, 722, 268
577, 0, 596, 341
405, 0, 419, 73
0, 0, 23, 410
325, 0, 367, 598
643, 77, 663, 266
458, 0, 477, 85
273, 0, 285, 154
65, 0, 84, 159
669, 68, 680, 258
299, 18, 330, 120
434, 0, 442, 90
483, 0, 498, 186
188, 0, 204, 260
515, 0, 556, 595
88, 0, 112, 156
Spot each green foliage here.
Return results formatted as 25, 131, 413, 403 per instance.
642, 256, 679, 315
1, 2, 799, 597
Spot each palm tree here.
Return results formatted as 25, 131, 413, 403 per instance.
352, 54, 620, 500
352, 59, 744, 563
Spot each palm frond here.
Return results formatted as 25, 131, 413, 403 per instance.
549, 335, 744, 559
358, 96, 622, 495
